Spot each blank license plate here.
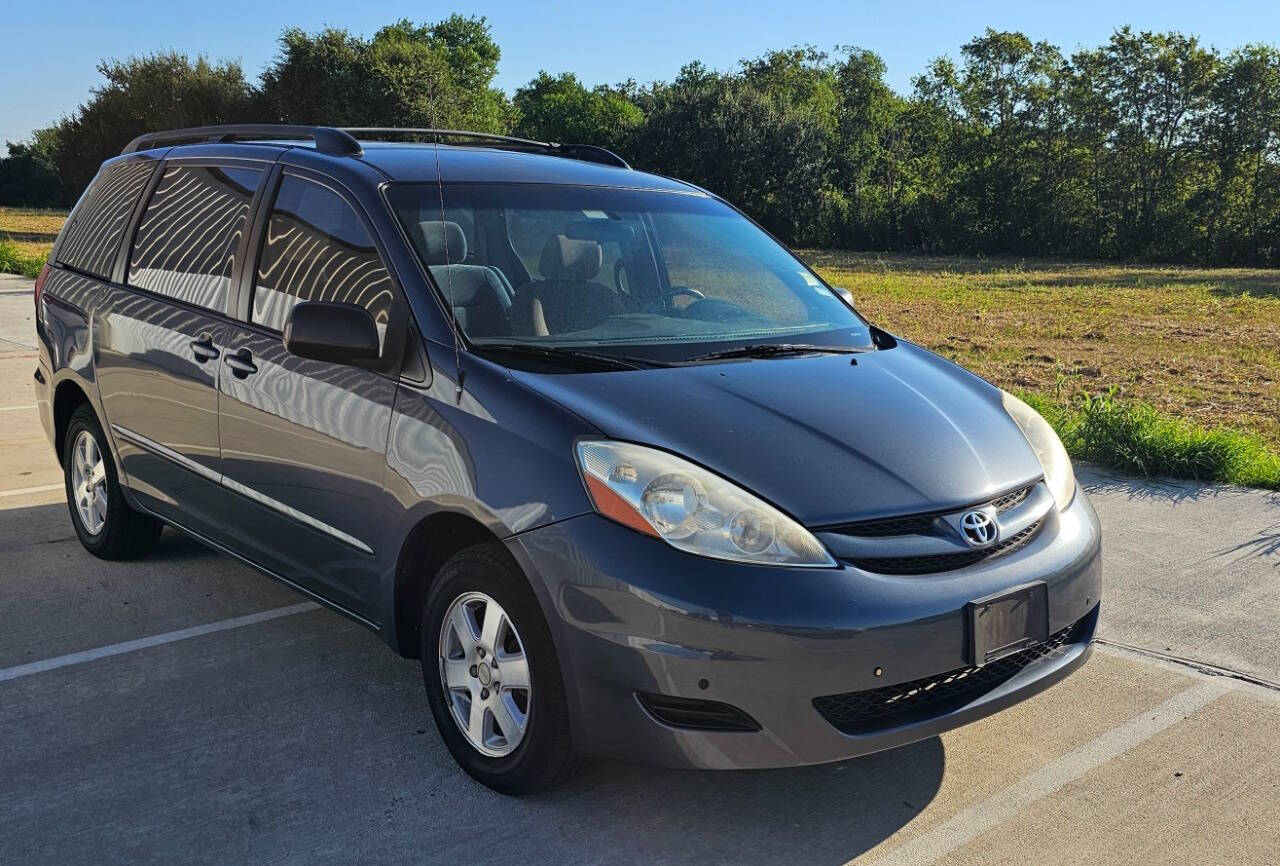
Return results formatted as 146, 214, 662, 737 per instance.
967, 582, 1049, 666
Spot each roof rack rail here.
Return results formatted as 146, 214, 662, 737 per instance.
121, 125, 363, 157
340, 128, 631, 169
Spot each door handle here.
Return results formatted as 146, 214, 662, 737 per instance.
190, 336, 220, 363
224, 349, 258, 378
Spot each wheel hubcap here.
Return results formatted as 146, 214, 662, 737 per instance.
70, 430, 108, 536
439, 591, 532, 757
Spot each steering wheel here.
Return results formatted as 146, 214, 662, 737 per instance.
647, 287, 706, 312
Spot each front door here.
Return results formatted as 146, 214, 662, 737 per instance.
97, 161, 267, 541
216, 172, 406, 618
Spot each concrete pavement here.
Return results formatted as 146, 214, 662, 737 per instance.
1082, 466, 1280, 684
1, 277, 1277, 864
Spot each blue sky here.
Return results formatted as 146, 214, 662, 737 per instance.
3, 0, 1278, 148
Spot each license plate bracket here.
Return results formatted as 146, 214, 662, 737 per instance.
967, 581, 1049, 667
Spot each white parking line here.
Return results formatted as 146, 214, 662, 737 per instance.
0, 483, 63, 498
0, 602, 320, 683
0, 404, 37, 411
868, 679, 1230, 866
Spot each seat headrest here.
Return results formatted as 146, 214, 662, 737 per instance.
539, 235, 602, 280
412, 220, 467, 265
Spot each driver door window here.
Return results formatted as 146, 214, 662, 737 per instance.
252, 175, 396, 348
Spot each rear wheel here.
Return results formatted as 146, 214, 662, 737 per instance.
63, 405, 163, 560
421, 543, 585, 794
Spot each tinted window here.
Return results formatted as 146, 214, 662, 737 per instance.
128, 165, 263, 311
57, 161, 156, 279
252, 176, 395, 336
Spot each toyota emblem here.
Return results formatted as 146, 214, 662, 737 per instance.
960, 510, 997, 547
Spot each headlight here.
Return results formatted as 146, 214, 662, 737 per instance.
1001, 391, 1076, 510
575, 440, 835, 567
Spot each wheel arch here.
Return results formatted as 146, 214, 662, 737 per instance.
392, 509, 506, 658
52, 379, 94, 466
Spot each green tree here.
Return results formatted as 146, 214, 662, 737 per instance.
259, 16, 511, 132
1079, 28, 1218, 257
912, 30, 1073, 254
0, 129, 66, 207
52, 53, 255, 198
825, 48, 908, 248
512, 72, 643, 151
631, 60, 831, 243
1196, 45, 1280, 263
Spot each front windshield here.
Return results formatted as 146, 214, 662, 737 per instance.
387, 182, 871, 362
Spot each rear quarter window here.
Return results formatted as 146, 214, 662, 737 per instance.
56, 161, 156, 280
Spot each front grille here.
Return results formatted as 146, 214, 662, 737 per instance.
832, 483, 1036, 538
813, 616, 1086, 735
991, 485, 1032, 511
836, 512, 937, 537
852, 521, 1041, 575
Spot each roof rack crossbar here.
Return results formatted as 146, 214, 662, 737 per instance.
339, 128, 631, 169
122, 125, 363, 157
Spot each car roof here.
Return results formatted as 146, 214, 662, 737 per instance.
135, 138, 701, 193
354, 142, 698, 191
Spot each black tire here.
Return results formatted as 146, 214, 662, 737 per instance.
63, 405, 163, 560
421, 542, 585, 795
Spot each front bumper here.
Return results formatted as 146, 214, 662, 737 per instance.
509, 486, 1102, 770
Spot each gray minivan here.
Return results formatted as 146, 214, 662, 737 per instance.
34, 125, 1101, 794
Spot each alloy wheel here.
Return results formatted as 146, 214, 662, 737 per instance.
438, 591, 533, 757
70, 430, 108, 536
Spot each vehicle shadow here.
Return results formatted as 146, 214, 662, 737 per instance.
0, 501, 229, 563
521, 740, 945, 864
150, 526, 223, 562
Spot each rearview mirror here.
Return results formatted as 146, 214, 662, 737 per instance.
283, 301, 381, 365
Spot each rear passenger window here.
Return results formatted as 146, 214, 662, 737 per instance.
128, 165, 263, 311
57, 161, 156, 279
252, 176, 395, 337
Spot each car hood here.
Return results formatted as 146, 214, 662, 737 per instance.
510, 341, 1045, 527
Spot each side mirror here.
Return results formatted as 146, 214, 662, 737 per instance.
832, 286, 855, 306
283, 301, 381, 364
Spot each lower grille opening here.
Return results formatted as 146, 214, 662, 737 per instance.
637, 692, 761, 732
813, 611, 1092, 736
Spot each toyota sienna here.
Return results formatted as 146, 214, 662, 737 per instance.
33, 125, 1101, 794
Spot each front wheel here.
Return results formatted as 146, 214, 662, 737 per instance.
63, 405, 163, 560
421, 543, 584, 794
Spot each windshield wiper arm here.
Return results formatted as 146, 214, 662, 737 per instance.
685, 343, 871, 362
471, 343, 664, 371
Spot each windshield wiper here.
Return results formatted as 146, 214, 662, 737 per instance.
471, 343, 665, 371
685, 343, 872, 362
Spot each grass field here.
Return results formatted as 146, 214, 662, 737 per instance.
1, 207, 1276, 485
0, 206, 61, 277
0, 207, 67, 237
804, 251, 1280, 448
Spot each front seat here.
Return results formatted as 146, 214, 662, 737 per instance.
409, 220, 511, 338
511, 235, 622, 336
